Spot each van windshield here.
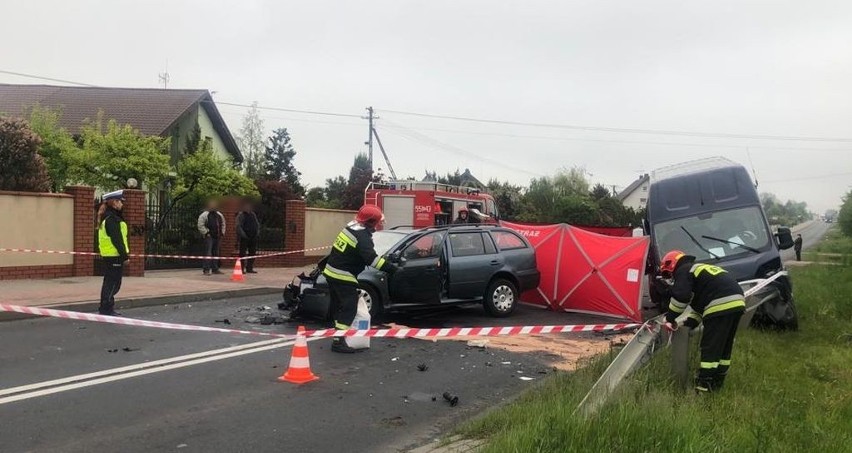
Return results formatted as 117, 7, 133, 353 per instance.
653, 206, 771, 261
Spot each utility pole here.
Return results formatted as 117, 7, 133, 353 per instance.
363, 107, 375, 170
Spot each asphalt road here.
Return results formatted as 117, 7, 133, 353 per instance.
0, 297, 622, 453
782, 221, 832, 262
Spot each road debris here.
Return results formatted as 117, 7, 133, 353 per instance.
442, 392, 459, 407
391, 357, 400, 362
519, 377, 535, 381
417, 363, 429, 372
467, 339, 489, 348
380, 416, 406, 427
214, 319, 231, 325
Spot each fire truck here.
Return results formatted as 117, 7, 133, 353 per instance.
364, 181, 500, 229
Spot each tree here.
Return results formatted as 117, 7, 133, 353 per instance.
342, 153, 373, 210
590, 183, 612, 201
0, 116, 51, 192
65, 114, 171, 191
305, 186, 328, 207
760, 192, 811, 226
264, 128, 304, 195
839, 190, 852, 237
324, 176, 348, 209
237, 102, 266, 179
486, 179, 523, 220
27, 106, 77, 191
173, 135, 258, 202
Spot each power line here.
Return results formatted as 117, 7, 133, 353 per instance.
379, 119, 852, 153
380, 123, 543, 177
217, 107, 362, 127
378, 108, 852, 143
0, 68, 363, 119
761, 172, 852, 183
0, 69, 97, 87
215, 100, 361, 118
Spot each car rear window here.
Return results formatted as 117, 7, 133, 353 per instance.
491, 231, 527, 250
449, 232, 486, 257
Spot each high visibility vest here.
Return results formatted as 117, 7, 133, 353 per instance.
98, 219, 129, 257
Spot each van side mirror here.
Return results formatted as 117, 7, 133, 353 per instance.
776, 227, 794, 250
388, 250, 404, 264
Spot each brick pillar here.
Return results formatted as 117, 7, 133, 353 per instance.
123, 189, 146, 277
283, 200, 306, 267
66, 185, 96, 277
220, 197, 241, 266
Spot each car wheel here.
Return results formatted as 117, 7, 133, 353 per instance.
484, 278, 518, 317
359, 285, 383, 319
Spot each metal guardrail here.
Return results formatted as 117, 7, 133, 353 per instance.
577, 273, 786, 415
575, 316, 665, 417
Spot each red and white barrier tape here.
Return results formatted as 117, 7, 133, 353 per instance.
0, 303, 639, 339
0, 246, 331, 261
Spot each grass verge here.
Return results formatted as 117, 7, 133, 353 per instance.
459, 246, 852, 452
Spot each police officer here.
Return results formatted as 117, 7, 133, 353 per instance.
323, 204, 397, 353
658, 250, 745, 393
97, 190, 129, 316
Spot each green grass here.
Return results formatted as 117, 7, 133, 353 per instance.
804, 228, 852, 266
458, 246, 852, 452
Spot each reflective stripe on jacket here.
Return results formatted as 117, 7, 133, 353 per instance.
323, 222, 387, 285
98, 211, 129, 258
667, 258, 745, 319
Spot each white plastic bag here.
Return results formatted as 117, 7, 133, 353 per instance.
346, 294, 371, 350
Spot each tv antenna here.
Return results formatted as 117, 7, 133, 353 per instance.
158, 61, 170, 89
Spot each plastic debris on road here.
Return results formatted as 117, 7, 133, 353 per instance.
467, 339, 489, 348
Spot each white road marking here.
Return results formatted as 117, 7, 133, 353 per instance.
0, 337, 319, 405
0, 339, 284, 397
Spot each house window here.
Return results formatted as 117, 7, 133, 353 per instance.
640, 198, 647, 203
642, 185, 648, 191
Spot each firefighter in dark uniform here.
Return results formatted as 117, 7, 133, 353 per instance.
97, 190, 129, 316
453, 208, 469, 224
658, 250, 745, 393
323, 204, 398, 353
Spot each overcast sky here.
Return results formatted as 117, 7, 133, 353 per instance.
2, 0, 851, 213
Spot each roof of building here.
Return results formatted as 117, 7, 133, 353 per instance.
422, 168, 485, 188
617, 173, 649, 201
0, 83, 242, 162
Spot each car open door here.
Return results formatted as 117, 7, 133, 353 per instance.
389, 231, 446, 304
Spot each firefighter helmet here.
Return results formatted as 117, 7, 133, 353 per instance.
660, 250, 686, 276
356, 204, 384, 226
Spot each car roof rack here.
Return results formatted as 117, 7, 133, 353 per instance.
387, 223, 502, 232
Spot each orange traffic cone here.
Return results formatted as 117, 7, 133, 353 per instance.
278, 326, 319, 384
231, 259, 245, 282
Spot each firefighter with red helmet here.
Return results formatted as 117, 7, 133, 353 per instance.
658, 250, 746, 392
323, 204, 397, 353
453, 208, 469, 224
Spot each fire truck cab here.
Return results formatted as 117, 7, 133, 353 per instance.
365, 181, 499, 229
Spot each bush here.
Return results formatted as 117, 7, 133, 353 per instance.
839, 190, 852, 237
0, 116, 52, 192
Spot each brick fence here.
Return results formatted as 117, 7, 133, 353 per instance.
0, 186, 147, 280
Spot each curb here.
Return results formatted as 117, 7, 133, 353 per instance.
0, 286, 281, 322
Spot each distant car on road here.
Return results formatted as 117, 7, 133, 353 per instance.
285, 225, 540, 319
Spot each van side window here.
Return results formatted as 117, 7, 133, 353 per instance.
491, 231, 527, 250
